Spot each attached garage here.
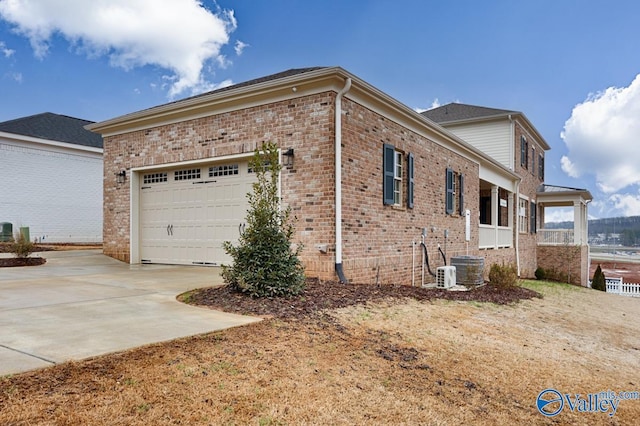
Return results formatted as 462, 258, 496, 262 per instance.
133, 157, 256, 266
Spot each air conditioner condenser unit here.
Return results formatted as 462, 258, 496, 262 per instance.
437, 266, 456, 289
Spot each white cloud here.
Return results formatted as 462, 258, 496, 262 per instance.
234, 40, 248, 56
414, 98, 443, 114
560, 74, 640, 193
543, 207, 576, 223
0, 0, 238, 97
0, 41, 14, 57
609, 192, 640, 216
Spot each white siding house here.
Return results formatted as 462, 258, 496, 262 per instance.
0, 113, 103, 243
445, 121, 513, 169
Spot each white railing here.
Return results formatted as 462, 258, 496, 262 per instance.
538, 229, 574, 246
479, 224, 512, 249
604, 277, 640, 297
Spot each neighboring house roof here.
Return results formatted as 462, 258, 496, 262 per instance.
422, 102, 551, 151
0, 112, 103, 149
421, 103, 519, 124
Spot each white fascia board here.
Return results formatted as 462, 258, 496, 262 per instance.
88, 67, 348, 137
0, 131, 103, 156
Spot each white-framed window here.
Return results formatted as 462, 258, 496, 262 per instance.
519, 197, 529, 233
393, 150, 403, 205
446, 168, 464, 215
383, 144, 414, 208
520, 136, 528, 169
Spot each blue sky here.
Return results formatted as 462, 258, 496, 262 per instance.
1, 0, 639, 221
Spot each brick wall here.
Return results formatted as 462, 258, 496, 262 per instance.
338, 99, 480, 284
103, 92, 337, 266
103, 91, 528, 285
514, 121, 546, 278
537, 244, 589, 286
0, 140, 102, 243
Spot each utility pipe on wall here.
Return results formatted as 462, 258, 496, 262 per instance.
335, 77, 352, 283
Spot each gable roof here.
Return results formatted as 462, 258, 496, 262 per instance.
421, 103, 519, 124
421, 102, 551, 151
0, 112, 103, 148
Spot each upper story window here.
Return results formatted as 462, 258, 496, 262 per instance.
538, 153, 545, 180
531, 146, 536, 175
520, 136, 529, 169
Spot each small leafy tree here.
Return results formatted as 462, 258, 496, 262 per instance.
221, 142, 305, 297
591, 264, 606, 291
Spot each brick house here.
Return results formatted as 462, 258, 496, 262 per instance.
422, 103, 592, 285
88, 67, 581, 285
0, 113, 103, 243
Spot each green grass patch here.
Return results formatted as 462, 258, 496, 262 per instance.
520, 279, 582, 296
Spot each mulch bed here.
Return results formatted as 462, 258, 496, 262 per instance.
187, 278, 542, 320
0, 257, 47, 267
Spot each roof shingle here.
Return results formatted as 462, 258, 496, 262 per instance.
421, 103, 519, 124
0, 112, 103, 148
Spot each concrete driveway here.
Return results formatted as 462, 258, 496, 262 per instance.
0, 250, 260, 376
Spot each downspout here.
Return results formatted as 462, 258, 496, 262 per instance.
335, 77, 352, 283
509, 113, 521, 277
515, 180, 521, 277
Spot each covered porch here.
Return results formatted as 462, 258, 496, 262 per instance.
536, 184, 593, 286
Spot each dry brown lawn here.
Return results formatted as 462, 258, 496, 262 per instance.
1, 280, 639, 425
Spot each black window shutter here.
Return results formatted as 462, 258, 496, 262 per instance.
530, 202, 537, 234
458, 173, 464, 215
520, 137, 526, 166
383, 143, 395, 205
407, 152, 414, 208
445, 168, 454, 215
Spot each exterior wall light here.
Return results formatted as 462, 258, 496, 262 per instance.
283, 148, 294, 169
116, 169, 126, 184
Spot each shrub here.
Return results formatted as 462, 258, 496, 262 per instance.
10, 232, 34, 258
591, 264, 606, 291
534, 267, 546, 280
221, 142, 306, 298
488, 263, 518, 288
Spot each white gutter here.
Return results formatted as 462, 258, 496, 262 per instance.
335, 77, 352, 283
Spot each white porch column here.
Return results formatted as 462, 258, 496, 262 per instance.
492, 186, 499, 248
583, 201, 589, 244
573, 201, 582, 244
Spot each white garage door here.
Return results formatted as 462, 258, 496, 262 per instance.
139, 161, 256, 266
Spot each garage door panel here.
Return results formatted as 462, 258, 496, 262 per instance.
139, 161, 255, 266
